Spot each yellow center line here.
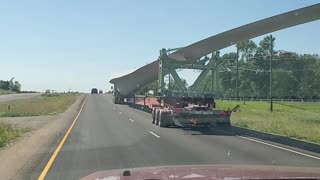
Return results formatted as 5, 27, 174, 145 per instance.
38, 95, 88, 180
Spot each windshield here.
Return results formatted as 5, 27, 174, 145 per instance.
0, 1, 320, 180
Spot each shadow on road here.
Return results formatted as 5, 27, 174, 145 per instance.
179, 126, 234, 136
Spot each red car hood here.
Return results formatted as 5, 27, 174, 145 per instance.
81, 165, 320, 180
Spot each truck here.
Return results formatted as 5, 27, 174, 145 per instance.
151, 96, 239, 128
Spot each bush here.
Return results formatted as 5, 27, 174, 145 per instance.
0, 122, 19, 147
41, 93, 60, 97
0, 112, 34, 117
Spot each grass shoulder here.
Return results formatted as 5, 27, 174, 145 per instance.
0, 89, 17, 95
217, 100, 320, 144
0, 122, 30, 148
0, 93, 80, 117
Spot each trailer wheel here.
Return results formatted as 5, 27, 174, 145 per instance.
159, 111, 164, 127
152, 108, 156, 124
159, 111, 171, 128
155, 109, 160, 125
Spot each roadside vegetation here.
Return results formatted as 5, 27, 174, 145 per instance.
217, 100, 320, 144
0, 78, 21, 94
0, 89, 16, 95
0, 93, 79, 117
0, 93, 79, 147
0, 122, 30, 148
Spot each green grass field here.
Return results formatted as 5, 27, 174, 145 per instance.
0, 89, 16, 95
0, 93, 79, 117
216, 100, 320, 144
0, 93, 79, 147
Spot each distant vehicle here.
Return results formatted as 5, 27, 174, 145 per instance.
99, 90, 103, 94
91, 88, 98, 94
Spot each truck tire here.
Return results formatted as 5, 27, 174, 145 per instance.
152, 108, 156, 124
159, 111, 172, 128
155, 109, 160, 125
158, 111, 164, 127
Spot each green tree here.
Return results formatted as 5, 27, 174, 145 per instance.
167, 76, 188, 91
236, 39, 257, 61
0, 78, 21, 92
272, 69, 298, 98
0, 80, 10, 90
8, 78, 15, 90
12, 81, 21, 92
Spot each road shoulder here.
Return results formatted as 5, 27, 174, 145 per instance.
0, 94, 85, 179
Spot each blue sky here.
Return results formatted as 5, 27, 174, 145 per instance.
0, 0, 319, 92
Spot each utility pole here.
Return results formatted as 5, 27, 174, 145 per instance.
236, 47, 239, 99
168, 74, 171, 90
211, 69, 214, 93
269, 35, 273, 112
214, 66, 218, 93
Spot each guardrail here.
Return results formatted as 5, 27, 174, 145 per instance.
217, 98, 320, 102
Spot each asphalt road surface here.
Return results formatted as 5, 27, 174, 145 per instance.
0, 93, 41, 102
45, 94, 320, 179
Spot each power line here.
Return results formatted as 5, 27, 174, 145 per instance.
221, 55, 319, 62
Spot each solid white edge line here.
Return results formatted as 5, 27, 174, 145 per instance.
213, 128, 320, 160
129, 119, 135, 122
239, 136, 320, 160
149, 131, 160, 138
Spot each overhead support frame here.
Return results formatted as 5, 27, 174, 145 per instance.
157, 48, 221, 97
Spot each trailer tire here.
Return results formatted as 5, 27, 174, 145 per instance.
155, 109, 160, 125
159, 111, 164, 127
159, 111, 172, 128
152, 108, 156, 124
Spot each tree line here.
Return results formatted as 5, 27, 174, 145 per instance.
138, 35, 320, 99
0, 78, 21, 92
198, 35, 320, 99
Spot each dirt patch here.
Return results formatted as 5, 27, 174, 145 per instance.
0, 94, 86, 179
0, 116, 58, 131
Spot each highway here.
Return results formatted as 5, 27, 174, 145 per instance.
0, 93, 41, 102
45, 94, 320, 179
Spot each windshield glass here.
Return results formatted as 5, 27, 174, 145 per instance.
0, 1, 319, 180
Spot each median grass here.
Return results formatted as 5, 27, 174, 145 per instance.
216, 100, 320, 144
0, 93, 79, 117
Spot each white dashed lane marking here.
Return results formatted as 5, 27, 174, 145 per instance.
149, 131, 160, 138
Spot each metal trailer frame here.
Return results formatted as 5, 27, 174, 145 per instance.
157, 48, 222, 97
113, 48, 224, 103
